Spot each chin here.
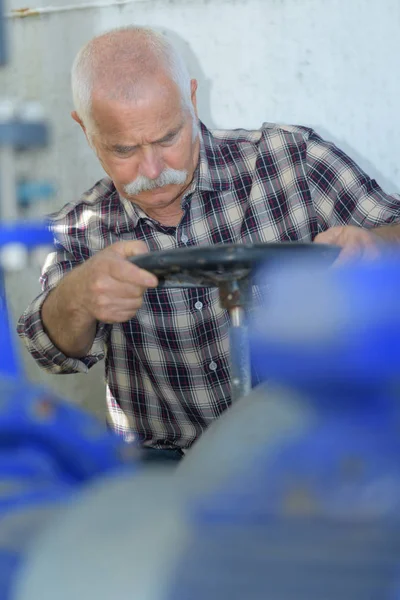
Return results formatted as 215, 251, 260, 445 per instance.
137, 185, 180, 202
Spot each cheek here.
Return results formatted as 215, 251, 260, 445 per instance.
163, 139, 193, 171
99, 153, 139, 183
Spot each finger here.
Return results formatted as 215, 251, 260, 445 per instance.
314, 228, 341, 245
111, 259, 158, 288
111, 240, 149, 259
332, 245, 363, 268
111, 280, 153, 299
89, 267, 157, 302
95, 276, 156, 300
95, 296, 144, 323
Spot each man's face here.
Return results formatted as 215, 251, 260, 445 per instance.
83, 78, 199, 213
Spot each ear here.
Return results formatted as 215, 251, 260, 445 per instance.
71, 111, 93, 147
71, 110, 85, 130
190, 79, 198, 117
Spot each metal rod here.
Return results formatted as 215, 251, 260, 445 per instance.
230, 305, 244, 328
229, 306, 252, 403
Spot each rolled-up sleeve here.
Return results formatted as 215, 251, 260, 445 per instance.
306, 130, 400, 230
17, 238, 109, 375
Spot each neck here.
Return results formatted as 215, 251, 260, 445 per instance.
145, 203, 184, 227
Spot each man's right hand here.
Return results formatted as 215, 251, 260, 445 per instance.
69, 240, 158, 324
41, 240, 158, 358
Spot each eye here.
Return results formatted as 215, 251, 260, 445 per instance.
113, 146, 137, 157
159, 131, 179, 147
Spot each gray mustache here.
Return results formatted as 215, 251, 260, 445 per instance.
123, 168, 188, 195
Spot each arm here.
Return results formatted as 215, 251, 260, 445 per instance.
18, 237, 158, 373
40, 240, 157, 360
17, 247, 106, 375
305, 130, 400, 261
307, 130, 400, 231
41, 264, 98, 359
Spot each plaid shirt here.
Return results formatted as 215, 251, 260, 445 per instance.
17, 121, 400, 449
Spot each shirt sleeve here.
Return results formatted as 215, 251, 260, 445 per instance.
306, 130, 400, 231
17, 230, 110, 375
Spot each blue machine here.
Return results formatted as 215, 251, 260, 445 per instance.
0, 239, 139, 598
168, 257, 400, 600
0, 234, 139, 597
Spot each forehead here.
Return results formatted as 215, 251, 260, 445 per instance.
91, 79, 186, 143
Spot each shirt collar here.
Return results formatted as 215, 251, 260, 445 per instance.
195, 121, 234, 192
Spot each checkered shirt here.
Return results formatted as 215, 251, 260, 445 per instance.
17, 121, 400, 449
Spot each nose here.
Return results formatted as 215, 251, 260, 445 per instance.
139, 146, 164, 180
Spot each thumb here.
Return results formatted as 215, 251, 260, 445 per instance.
110, 240, 149, 259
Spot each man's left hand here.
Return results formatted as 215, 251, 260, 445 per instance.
314, 225, 384, 266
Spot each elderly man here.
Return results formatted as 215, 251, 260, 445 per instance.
18, 26, 400, 457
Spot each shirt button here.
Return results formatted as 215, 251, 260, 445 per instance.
195, 301, 203, 310
209, 361, 217, 371
181, 234, 188, 244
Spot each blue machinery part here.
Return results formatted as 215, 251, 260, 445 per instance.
0, 221, 140, 598
0, 272, 20, 378
0, 223, 54, 378
171, 257, 400, 600
17, 182, 55, 208
0, 220, 140, 598
0, 379, 140, 600
0, 223, 140, 597
0, 221, 53, 250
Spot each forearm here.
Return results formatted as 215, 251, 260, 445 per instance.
41, 268, 97, 359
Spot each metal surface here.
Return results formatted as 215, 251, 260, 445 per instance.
131, 243, 339, 289
230, 305, 245, 328
229, 306, 251, 402
218, 277, 251, 310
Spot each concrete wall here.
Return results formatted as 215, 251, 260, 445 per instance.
2, 0, 400, 417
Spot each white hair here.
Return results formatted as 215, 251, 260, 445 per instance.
71, 26, 195, 133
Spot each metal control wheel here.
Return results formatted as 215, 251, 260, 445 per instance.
131, 243, 339, 402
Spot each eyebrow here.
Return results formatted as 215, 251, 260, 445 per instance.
110, 123, 184, 153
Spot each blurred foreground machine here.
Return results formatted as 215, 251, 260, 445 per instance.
10, 256, 400, 600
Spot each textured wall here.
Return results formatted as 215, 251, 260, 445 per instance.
2, 0, 400, 416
